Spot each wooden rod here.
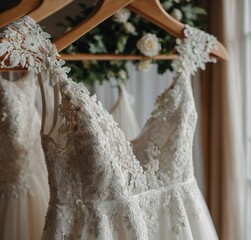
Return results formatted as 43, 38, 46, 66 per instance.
0, 68, 28, 72
59, 53, 179, 61
0, 53, 178, 72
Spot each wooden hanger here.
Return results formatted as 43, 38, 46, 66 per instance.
128, 0, 228, 61
0, 0, 135, 71
55, 0, 228, 60
28, 0, 74, 23
0, 0, 228, 72
0, 0, 74, 28
53, 0, 134, 52
0, 0, 41, 27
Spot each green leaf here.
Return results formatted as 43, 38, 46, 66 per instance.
116, 35, 129, 53
88, 35, 107, 53
161, 1, 173, 11
181, 5, 197, 21
193, 7, 207, 15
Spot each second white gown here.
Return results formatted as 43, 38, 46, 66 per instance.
0, 73, 49, 240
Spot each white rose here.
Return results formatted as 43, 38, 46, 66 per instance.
171, 9, 183, 21
118, 70, 127, 80
137, 60, 153, 72
136, 33, 161, 57
122, 22, 136, 34
112, 8, 131, 23
162, 2, 173, 10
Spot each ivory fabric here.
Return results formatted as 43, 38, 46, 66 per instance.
110, 80, 140, 140
0, 16, 218, 240
0, 73, 49, 240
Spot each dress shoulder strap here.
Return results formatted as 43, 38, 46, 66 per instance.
0, 16, 70, 135
172, 25, 218, 77
37, 73, 59, 136
37, 74, 47, 134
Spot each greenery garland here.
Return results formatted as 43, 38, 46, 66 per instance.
60, 0, 206, 85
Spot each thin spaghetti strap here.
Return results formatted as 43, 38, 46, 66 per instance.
47, 81, 59, 136
37, 74, 47, 134
37, 72, 60, 136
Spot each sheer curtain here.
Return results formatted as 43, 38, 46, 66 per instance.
198, 0, 245, 239
93, 63, 174, 127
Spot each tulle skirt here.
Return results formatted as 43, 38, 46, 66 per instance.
41, 178, 218, 240
0, 166, 49, 240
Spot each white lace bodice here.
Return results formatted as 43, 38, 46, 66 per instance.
0, 16, 218, 240
0, 75, 46, 199
132, 26, 217, 186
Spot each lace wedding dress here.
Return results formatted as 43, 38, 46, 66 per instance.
0, 73, 49, 240
0, 16, 218, 239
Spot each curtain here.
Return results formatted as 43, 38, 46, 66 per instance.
93, 63, 174, 128
198, 0, 245, 239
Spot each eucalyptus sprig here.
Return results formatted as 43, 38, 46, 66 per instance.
60, 0, 206, 85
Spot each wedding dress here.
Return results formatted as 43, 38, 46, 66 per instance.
0, 16, 218, 239
0, 73, 49, 239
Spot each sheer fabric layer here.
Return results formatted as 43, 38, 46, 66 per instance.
110, 80, 140, 140
0, 76, 49, 240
